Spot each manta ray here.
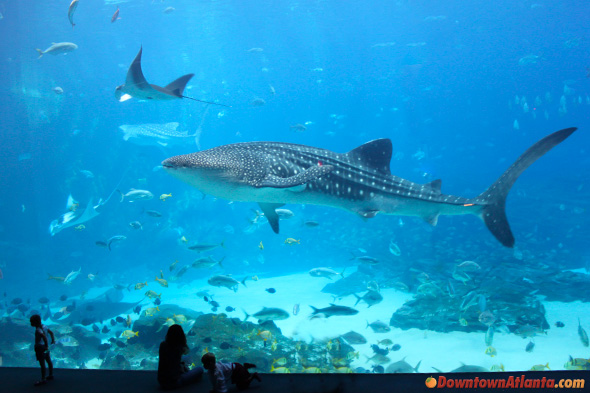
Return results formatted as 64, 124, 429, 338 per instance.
162, 128, 577, 247
115, 46, 229, 107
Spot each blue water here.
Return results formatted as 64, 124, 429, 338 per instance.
0, 0, 589, 371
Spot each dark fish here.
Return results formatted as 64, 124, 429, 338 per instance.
372, 365, 385, 373
145, 210, 163, 217
219, 342, 231, 350
110, 319, 116, 326
371, 344, 389, 356
53, 311, 64, 319
203, 337, 212, 343
555, 321, 565, 328
115, 316, 125, 323
17, 304, 29, 313
265, 288, 276, 294
96, 241, 108, 248
102, 326, 110, 334
99, 352, 107, 360
211, 307, 218, 312
340, 331, 367, 345
97, 343, 111, 351
304, 220, 320, 227
154, 298, 161, 306
525, 341, 535, 353
81, 318, 95, 326
578, 318, 589, 347
111, 7, 120, 23
204, 296, 209, 302
92, 324, 100, 333
134, 305, 142, 314
187, 330, 196, 337
225, 306, 235, 312
11, 298, 23, 305
59, 295, 68, 301
115, 340, 127, 348
391, 344, 401, 351
66, 303, 76, 312
209, 300, 220, 307
38, 297, 50, 304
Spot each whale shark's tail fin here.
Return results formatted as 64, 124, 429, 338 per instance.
474, 127, 577, 247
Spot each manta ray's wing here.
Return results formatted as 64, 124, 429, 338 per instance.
125, 46, 151, 91
150, 74, 194, 98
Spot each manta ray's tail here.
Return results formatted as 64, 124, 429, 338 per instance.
474, 127, 577, 247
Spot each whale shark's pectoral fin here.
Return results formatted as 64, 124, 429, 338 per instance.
258, 203, 285, 233
258, 165, 334, 189
353, 209, 380, 220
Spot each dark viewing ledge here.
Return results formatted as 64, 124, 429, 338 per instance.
0, 368, 587, 393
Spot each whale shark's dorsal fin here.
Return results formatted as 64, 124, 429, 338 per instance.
347, 139, 392, 176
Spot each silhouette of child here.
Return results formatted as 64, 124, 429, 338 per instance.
30, 314, 55, 386
201, 352, 261, 393
158, 324, 204, 390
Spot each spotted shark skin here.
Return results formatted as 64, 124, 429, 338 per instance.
162, 127, 577, 247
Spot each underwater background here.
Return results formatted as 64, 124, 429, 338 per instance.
0, 0, 589, 373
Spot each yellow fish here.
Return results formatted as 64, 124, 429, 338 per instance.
258, 241, 264, 250
121, 330, 138, 339
485, 346, 497, 357
74, 224, 85, 231
134, 282, 148, 290
47, 275, 65, 282
273, 357, 287, 366
251, 275, 259, 281
160, 193, 172, 201
530, 363, 550, 371
335, 367, 353, 373
257, 330, 272, 340
173, 314, 187, 324
270, 366, 290, 373
144, 306, 160, 317
155, 276, 168, 287
303, 366, 321, 373
346, 351, 359, 360
284, 238, 300, 245
180, 236, 188, 243
145, 290, 161, 299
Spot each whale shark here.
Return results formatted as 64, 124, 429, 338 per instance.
115, 46, 230, 107
162, 127, 577, 247
119, 122, 199, 147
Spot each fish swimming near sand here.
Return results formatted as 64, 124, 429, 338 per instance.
119, 122, 200, 147
162, 128, 577, 247
115, 46, 230, 107
36, 42, 78, 59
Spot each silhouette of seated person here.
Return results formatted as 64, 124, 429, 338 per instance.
158, 324, 203, 389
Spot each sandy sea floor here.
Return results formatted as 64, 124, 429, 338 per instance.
104, 268, 590, 374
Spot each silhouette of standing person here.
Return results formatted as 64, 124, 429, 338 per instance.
30, 314, 55, 386
158, 324, 204, 390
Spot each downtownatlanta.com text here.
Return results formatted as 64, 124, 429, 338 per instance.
428, 375, 585, 389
